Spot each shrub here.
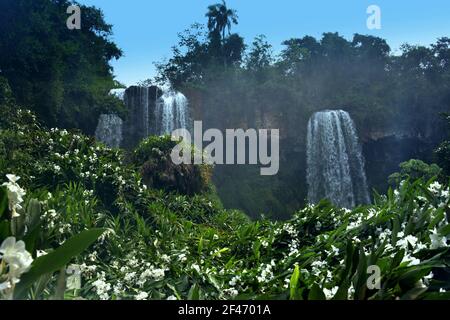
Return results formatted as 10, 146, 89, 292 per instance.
131, 135, 213, 196
388, 159, 443, 185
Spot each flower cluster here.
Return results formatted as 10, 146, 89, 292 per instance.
1, 175, 26, 218
0, 237, 33, 299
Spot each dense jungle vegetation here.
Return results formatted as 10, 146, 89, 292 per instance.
0, 0, 450, 300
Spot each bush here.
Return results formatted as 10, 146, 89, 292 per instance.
1, 107, 450, 301
131, 135, 213, 196
435, 141, 450, 177
388, 159, 443, 185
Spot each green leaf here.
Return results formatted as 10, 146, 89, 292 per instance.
438, 223, 450, 237
289, 265, 302, 300
340, 240, 354, 282
26, 199, 42, 230
398, 265, 432, 287
0, 187, 8, 220
353, 247, 368, 300
308, 284, 326, 300
14, 228, 105, 299
212, 247, 230, 258
188, 283, 200, 300
0, 220, 11, 239
391, 217, 400, 244
391, 249, 405, 269
423, 291, 450, 300
53, 268, 67, 300
197, 237, 203, 255
400, 287, 428, 300
253, 240, 261, 260
22, 222, 42, 256
333, 280, 350, 300
207, 274, 221, 291
167, 283, 182, 301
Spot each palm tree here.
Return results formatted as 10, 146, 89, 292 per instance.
205, 1, 238, 42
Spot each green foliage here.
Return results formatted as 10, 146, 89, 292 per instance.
14, 228, 105, 299
0, 0, 125, 133
1, 108, 450, 300
436, 141, 450, 176
435, 114, 450, 177
245, 35, 274, 73
388, 159, 443, 185
206, 1, 238, 41
155, 2, 244, 87
0, 187, 104, 299
132, 135, 213, 196
154, 4, 450, 217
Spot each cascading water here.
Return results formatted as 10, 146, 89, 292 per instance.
155, 89, 189, 135
306, 110, 370, 208
95, 114, 123, 148
95, 86, 190, 148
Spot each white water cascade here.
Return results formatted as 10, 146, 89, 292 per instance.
155, 89, 189, 135
95, 114, 123, 148
306, 110, 370, 208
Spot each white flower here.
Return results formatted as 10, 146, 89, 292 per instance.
331, 245, 339, 255
124, 272, 137, 282
0, 281, 12, 291
167, 295, 177, 300
396, 235, 419, 249
229, 276, 240, 287
315, 221, 322, 230
2, 175, 26, 218
135, 291, 149, 300
441, 189, 449, 199
423, 272, 434, 286
223, 288, 239, 298
0, 237, 33, 286
36, 250, 48, 257
428, 181, 442, 194
92, 277, 111, 300
323, 286, 339, 300
160, 254, 171, 264
401, 254, 420, 266
405, 235, 418, 247
191, 264, 201, 274
430, 228, 447, 249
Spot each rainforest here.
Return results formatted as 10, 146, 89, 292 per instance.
0, 0, 450, 302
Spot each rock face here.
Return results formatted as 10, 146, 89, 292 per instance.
121, 86, 159, 149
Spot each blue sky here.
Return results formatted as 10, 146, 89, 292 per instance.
79, 0, 450, 86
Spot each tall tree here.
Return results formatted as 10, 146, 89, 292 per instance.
206, 0, 238, 42
0, 0, 124, 133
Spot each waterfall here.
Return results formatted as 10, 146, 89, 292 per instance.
306, 110, 370, 208
155, 89, 189, 135
95, 114, 123, 148
96, 86, 190, 149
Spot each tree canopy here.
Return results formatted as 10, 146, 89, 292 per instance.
0, 0, 124, 133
